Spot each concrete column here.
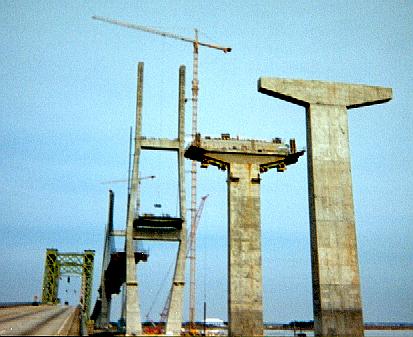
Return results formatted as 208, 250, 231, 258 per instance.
185, 136, 304, 336
165, 242, 186, 335
228, 163, 263, 337
165, 65, 187, 335
258, 77, 392, 337
307, 103, 363, 336
96, 190, 114, 328
125, 62, 144, 336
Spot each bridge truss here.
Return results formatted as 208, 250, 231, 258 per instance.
41, 249, 95, 317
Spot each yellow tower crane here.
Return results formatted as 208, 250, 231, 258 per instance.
92, 16, 231, 326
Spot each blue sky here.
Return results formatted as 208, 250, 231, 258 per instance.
0, 0, 412, 323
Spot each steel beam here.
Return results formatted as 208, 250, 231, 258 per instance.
41, 249, 95, 318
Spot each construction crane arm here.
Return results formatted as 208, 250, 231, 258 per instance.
92, 16, 232, 53
193, 194, 208, 233
100, 176, 155, 185
187, 195, 208, 255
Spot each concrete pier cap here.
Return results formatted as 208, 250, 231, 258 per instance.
258, 77, 392, 108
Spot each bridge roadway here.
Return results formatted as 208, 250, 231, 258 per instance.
0, 305, 79, 335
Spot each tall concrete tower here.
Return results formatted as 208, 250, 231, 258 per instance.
125, 63, 187, 336
258, 78, 392, 337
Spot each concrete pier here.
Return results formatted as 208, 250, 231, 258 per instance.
186, 135, 304, 336
124, 63, 187, 336
228, 161, 262, 337
125, 62, 144, 336
94, 190, 114, 329
258, 78, 392, 337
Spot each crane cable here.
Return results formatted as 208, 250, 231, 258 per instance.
145, 259, 175, 321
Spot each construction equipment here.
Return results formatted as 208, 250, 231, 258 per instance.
91, 16, 231, 54
147, 195, 208, 336
100, 175, 155, 185
187, 195, 208, 330
92, 16, 230, 328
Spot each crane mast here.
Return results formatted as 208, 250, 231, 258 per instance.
188, 195, 208, 325
160, 194, 208, 330
189, 29, 199, 325
92, 15, 230, 326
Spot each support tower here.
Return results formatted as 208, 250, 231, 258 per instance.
185, 134, 304, 336
91, 190, 148, 328
258, 77, 392, 337
125, 62, 187, 336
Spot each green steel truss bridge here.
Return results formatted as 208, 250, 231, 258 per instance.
41, 249, 95, 318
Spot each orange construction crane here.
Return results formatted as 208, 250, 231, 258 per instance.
92, 16, 230, 326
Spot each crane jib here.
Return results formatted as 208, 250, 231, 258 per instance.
92, 15, 231, 52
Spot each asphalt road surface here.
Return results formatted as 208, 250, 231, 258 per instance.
0, 305, 77, 335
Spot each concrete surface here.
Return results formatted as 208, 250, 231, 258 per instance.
0, 305, 78, 336
185, 135, 304, 336
258, 77, 392, 337
124, 63, 187, 336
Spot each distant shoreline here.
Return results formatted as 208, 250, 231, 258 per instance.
186, 323, 413, 331
264, 326, 413, 331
